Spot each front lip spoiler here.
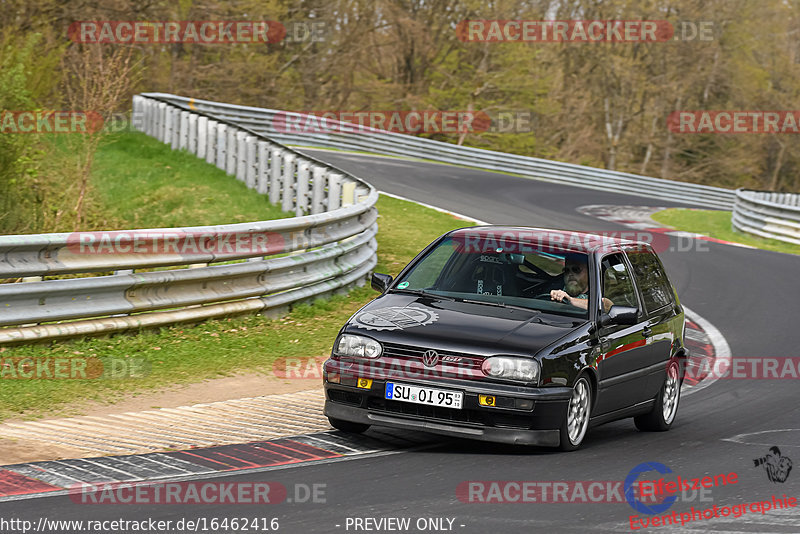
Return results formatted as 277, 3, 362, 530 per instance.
324, 401, 561, 447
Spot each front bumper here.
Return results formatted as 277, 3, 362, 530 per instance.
323, 358, 573, 447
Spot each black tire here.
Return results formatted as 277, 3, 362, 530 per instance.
635, 360, 681, 432
558, 376, 592, 451
328, 416, 370, 434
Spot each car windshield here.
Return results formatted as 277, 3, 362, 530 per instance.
393, 236, 591, 319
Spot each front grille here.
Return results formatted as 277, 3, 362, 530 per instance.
381, 342, 485, 379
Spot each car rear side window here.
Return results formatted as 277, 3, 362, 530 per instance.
625, 246, 674, 313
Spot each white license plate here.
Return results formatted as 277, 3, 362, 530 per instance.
384, 382, 463, 409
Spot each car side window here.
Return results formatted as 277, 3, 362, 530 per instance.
624, 246, 674, 313
601, 254, 639, 310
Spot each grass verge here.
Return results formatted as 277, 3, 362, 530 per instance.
651, 208, 800, 256
90, 132, 292, 228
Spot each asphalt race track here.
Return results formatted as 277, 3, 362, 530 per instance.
1, 152, 798, 533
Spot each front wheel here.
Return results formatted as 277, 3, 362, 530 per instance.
635, 360, 681, 432
559, 376, 592, 451
328, 416, 370, 434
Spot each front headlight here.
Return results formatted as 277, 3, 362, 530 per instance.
335, 334, 383, 359
481, 356, 540, 383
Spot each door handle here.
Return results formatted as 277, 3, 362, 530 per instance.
642, 326, 652, 337
600, 339, 610, 352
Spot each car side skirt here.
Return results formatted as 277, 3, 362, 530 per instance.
589, 399, 656, 427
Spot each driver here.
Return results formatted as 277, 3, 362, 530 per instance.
550, 256, 614, 311
550, 256, 590, 309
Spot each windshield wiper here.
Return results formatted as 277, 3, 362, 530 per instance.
455, 297, 537, 313
390, 288, 457, 301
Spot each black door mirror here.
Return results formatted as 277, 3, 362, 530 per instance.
599, 305, 638, 327
371, 272, 393, 293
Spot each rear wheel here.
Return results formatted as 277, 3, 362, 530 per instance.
635, 360, 681, 431
559, 376, 592, 451
328, 416, 370, 434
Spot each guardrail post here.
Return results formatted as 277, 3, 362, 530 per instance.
295, 160, 310, 216
226, 127, 237, 175
311, 166, 327, 215
257, 141, 270, 195
355, 185, 370, 204
188, 114, 198, 154
164, 106, 175, 146
197, 116, 208, 159
150, 99, 158, 137
132, 96, 145, 134
216, 124, 228, 170
171, 108, 182, 149
156, 102, 167, 142
206, 120, 218, 165
245, 136, 257, 189
143, 99, 154, 136
236, 131, 248, 181
179, 110, 189, 150
341, 180, 357, 206
328, 173, 343, 211
132, 96, 143, 134
269, 148, 283, 204
282, 153, 296, 213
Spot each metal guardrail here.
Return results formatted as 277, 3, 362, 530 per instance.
0, 95, 378, 344
732, 189, 800, 246
144, 93, 738, 210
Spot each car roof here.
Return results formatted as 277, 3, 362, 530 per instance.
447, 226, 643, 254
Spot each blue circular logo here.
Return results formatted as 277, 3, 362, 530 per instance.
624, 462, 677, 515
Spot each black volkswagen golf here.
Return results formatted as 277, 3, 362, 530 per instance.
323, 226, 686, 450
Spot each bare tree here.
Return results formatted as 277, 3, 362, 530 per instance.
61, 45, 142, 230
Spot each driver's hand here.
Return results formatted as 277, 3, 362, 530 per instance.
550, 290, 570, 303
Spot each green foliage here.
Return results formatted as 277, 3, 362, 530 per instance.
3, 0, 800, 235
0, 31, 66, 233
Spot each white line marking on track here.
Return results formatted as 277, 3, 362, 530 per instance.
722, 428, 800, 448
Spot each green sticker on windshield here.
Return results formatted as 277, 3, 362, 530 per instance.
397, 281, 409, 289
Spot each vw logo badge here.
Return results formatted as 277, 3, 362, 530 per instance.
422, 350, 439, 367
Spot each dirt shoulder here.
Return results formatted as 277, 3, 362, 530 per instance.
0, 374, 321, 465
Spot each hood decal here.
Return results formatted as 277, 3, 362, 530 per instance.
353, 306, 439, 331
